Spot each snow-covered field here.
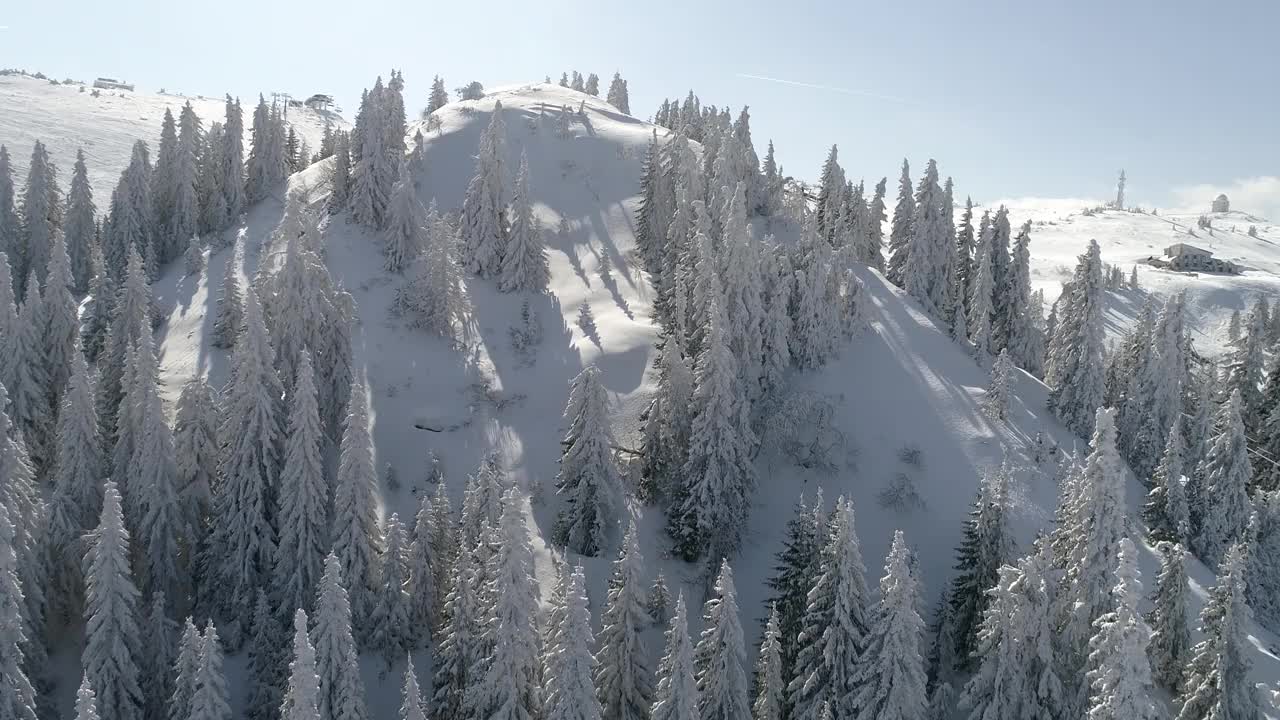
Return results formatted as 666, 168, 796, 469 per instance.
0, 73, 345, 201
7, 71, 1278, 714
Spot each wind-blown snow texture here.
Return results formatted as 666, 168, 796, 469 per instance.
21, 79, 1280, 714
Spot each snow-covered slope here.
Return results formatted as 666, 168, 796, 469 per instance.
991, 199, 1280, 357
139, 81, 1280, 713
0, 73, 345, 201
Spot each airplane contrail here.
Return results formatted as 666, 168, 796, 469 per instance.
734, 73, 917, 105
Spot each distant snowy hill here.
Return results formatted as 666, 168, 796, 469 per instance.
135, 80, 1279, 717
990, 199, 1280, 358
0, 73, 346, 201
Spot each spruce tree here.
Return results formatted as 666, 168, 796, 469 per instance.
0, 382, 46, 690
331, 377, 382, 643
170, 619, 201, 720
595, 522, 653, 720
0, 502, 38, 720
312, 553, 369, 720
210, 257, 243, 349
545, 564, 604, 720
1047, 240, 1105, 437
554, 365, 624, 556
139, 592, 177, 720
983, 349, 1012, 420
274, 351, 328, 616
48, 349, 101, 607
431, 544, 482, 719
847, 530, 926, 720
946, 462, 1013, 672
1246, 490, 1280, 632
82, 481, 143, 720
885, 159, 913, 287
18, 140, 61, 289
384, 163, 425, 273
1142, 421, 1190, 545
966, 213, 994, 357
607, 73, 630, 114
244, 590, 286, 720
752, 605, 784, 720
173, 376, 219, 534
281, 610, 322, 720
720, 182, 765, 402
1085, 538, 1159, 720
206, 287, 282, 631
0, 148, 17, 273
694, 560, 750, 720
471, 487, 542, 720
1193, 390, 1252, 566
5, 278, 51, 473
405, 492, 438, 645
64, 149, 97, 293
639, 340, 693, 504
1176, 543, 1261, 720
903, 159, 951, 317
1146, 542, 1191, 691
765, 492, 823, 699
788, 498, 869, 719
651, 592, 698, 720
461, 101, 508, 277
1004, 221, 1038, 373
188, 625, 232, 720
73, 674, 100, 720
956, 565, 1022, 720
371, 513, 411, 667
500, 151, 549, 293
426, 76, 449, 116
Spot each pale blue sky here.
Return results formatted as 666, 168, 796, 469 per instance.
6, 0, 1279, 215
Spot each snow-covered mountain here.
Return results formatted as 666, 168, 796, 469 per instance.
137, 81, 1279, 715
5, 68, 1278, 716
0, 73, 345, 201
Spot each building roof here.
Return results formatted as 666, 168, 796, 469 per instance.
1166, 243, 1212, 257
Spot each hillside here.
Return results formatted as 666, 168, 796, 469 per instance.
989, 198, 1280, 358
0, 73, 346, 202
136, 80, 1280, 717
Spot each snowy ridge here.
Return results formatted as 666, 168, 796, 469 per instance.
0, 73, 345, 201
133, 79, 1280, 719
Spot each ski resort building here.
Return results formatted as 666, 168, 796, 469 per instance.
92, 77, 134, 91
1212, 193, 1231, 212
1149, 243, 1238, 274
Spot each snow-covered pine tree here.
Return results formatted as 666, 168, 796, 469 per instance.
1014, 540, 1066, 718
983, 349, 1012, 421
1084, 537, 1159, 720
370, 513, 411, 667
694, 560, 750, 720
544, 564, 603, 720
651, 592, 698, 720
151, 109, 179, 246
330, 376, 382, 644
752, 604, 784, 720
168, 102, 202, 263
903, 159, 951, 317
946, 461, 1013, 672
281, 610, 322, 720
102, 141, 154, 280
312, 553, 369, 720
607, 73, 630, 114
206, 287, 282, 632
64, 149, 96, 292
244, 591, 285, 720
639, 339, 694, 503
595, 521, 653, 720
671, 285, 756, 562
384, 163, 425, 273
720, 182, 765, 403
1003, 221, 1038, 373
399, 200, 467, 337
966, 212, 994, 357
431, 542, 482, 719
554, 365, 624, 556
170, 619, 201, 720
634, 132, 672, 278
0, 501, 38, 720
885, 159, 913, 287
954, 197, 975, 315
4, 277, 51, 473
0, 148, 17, 272
404, 493, 439, 646
766, 492, 824, 709
47, 349, 101, 608
1047, 240, 1105, 437
1247, 491, 1280, 632
197, 121, 227, 236
788, 497, 869, 719
1192, 389, 1252, 566
73, 674, 99, 720
759, 244, 792, 404
986, 208, 1013, 352
0, 381, 46, 688
1145, 542, 1191, 691
1227, 300, 1268, 428
187, 624, 232, 720
847, 530, 927, 720
1056, 407, 1128, 716
470, 488, 542, 720
956, 565, 1022, 720
329, 132, 352, 211
173, 375, 218, 535
814, 146, 844, 241
461, 101, 508, 277
425, 75, 450, 117
274, 351, 329, 616
1142, 421, 1190, 545
1175, 542, 1260, 720
211, 255, 243, 348
18, 140, 61, 289
500, 152, 549, 293
218, 97, 245, 224
245, 96, 288, 204
82, 481, 143, 720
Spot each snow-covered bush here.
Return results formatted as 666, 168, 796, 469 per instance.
763, 391, 847, 472
455, 82, 484, 101
879, 472, 925, 512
